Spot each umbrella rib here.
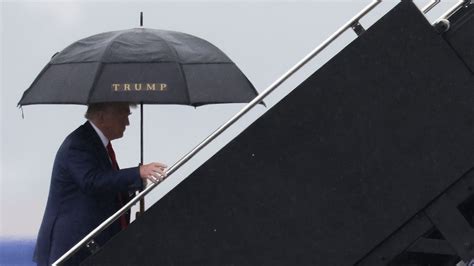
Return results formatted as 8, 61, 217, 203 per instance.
85, 63, 105, 104
156, 35, 192, 105
85, 30, 129, 103
177, 63, 192, 105
18, 63, 52, 106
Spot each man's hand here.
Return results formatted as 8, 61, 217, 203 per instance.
140, 162, 167, 184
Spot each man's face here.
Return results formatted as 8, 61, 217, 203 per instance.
100, 103, 131, 141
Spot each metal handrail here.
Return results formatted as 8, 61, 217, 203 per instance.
436, 0, 468, 21
422, 0, 441, 14
52, 1, 382, 264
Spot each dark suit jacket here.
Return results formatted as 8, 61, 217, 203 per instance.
33, 121, 142, 265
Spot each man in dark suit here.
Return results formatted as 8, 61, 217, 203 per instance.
33, 102, 167, 265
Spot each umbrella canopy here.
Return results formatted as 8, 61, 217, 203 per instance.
18, 28, 258, 106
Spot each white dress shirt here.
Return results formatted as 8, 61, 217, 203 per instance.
89, 120, 109, 148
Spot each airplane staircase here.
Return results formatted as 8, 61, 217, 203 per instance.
73, 1, 474, 265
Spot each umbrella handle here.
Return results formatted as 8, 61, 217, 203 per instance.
139, 197, 145, 213
135, 160, 147, 219
136, 178, 146, 218
136, 164, 146, 218
139, 191, 145, 214
136, 198, 145, 218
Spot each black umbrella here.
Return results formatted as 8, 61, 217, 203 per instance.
18, 28, 257, 106
18, 23, 259, 213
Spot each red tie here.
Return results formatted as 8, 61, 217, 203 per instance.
106, 142, 129, 229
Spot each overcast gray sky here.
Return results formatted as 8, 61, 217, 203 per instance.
0, 0, 457, 239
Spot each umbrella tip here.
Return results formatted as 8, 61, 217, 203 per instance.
140, 12, 143, 27
19, 105, 24, 119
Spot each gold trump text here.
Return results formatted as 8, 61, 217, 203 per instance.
112, 83, 168, 92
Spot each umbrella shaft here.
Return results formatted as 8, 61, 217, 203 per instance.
140, 103, 145, 214
140, 103, 144, 165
